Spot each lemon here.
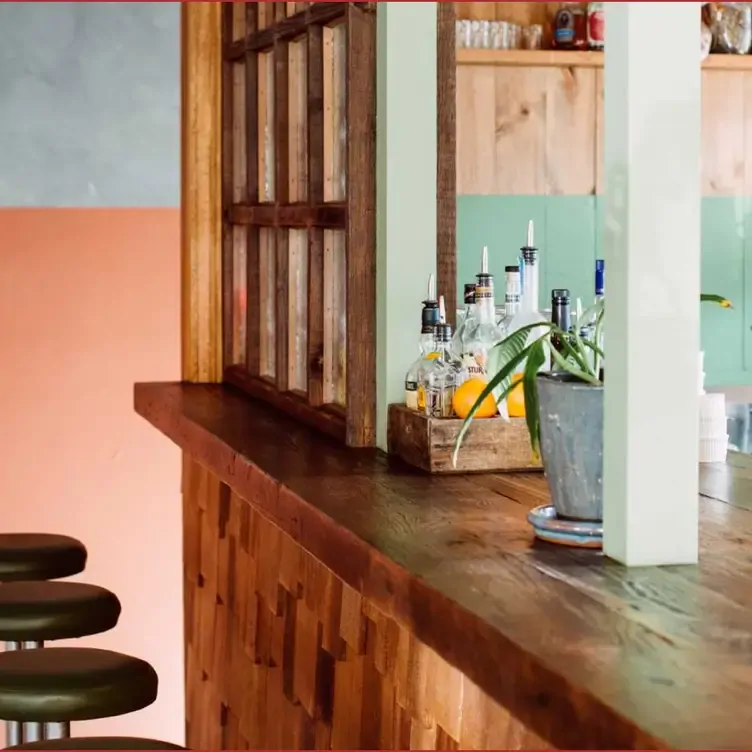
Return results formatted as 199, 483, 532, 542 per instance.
452, 378, 497, 420
507, 373, 526, 418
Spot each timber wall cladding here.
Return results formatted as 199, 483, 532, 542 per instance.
457, 66, 752, 197
182, 459, 551, 751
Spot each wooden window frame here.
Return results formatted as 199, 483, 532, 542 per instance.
221, 2, 376, 447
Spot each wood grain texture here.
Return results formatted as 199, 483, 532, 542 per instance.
437, 1, 457, 327
183, 457, 549, 751
222, 2, 377, 447
182, 2, 223, 382
387, 404, 542, 474
137, 382, 752, 750
344, 4, 377, 447
458, 62, 750, 198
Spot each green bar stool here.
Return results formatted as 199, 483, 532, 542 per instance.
0, 534, 88, 747
8, 738, 186, 750
0, 647, 158, 743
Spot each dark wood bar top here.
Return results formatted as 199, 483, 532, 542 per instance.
136, 382, 752, 751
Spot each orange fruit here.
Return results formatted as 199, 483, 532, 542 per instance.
507, 373, 526, 418
452, 378, 498, 419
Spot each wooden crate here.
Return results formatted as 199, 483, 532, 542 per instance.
387, 404, 543, 474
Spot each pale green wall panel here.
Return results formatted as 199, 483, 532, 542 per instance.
458, 195, 752, 387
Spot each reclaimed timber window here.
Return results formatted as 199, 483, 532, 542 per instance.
221, 2, 376, 447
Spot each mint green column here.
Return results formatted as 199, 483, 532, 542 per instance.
376, 2, 438, 450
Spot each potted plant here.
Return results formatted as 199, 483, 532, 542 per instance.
452, 294, 732, 522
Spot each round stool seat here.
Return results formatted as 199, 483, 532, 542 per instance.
8, 737, 186, 750
0, 647, 158, 721
0, 582, 121, 641
0, 534, 87, 582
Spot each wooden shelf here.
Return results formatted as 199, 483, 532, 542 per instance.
457, 48, 752, 71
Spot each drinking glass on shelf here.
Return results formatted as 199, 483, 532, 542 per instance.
523, 24, 543, 50
456, 19, 471, 49
492, 21, 510, 50
508, 23, 521, 50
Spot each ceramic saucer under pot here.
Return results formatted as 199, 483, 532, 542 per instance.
527, 505, 603, 549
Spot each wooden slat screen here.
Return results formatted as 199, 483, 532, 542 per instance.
221, 2, 376, 447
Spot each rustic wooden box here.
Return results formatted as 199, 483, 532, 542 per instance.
387, 404, 543, 474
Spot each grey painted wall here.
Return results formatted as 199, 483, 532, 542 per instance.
0, 2, 180, 208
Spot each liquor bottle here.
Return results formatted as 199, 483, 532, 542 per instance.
594, 259, 605, 381
502, 221, 550, 418
506, 221, 549, 339
460, 247, 505, 381
451, 283, 477, 358
404, 274, 440, 412
499, 265, 522, 336
595, 258, 605, 304
550, 289, 572, 365
421, 298, 462, 418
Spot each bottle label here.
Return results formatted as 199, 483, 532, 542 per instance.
588, 8, 604, 44
475, 286, 493, 301
460, 353, 487, 380
405, 382, 419, 411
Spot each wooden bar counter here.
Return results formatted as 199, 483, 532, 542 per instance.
137, 382, 752, 751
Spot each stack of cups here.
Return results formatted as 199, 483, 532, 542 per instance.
699, 391, 728, 463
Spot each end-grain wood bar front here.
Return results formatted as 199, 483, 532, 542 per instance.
137, 381, 752, 751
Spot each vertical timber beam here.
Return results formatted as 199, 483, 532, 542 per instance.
603, 3, 700, 566
376, 2, 438, 450
181, 4, 223, 743
182, 1, 223, 383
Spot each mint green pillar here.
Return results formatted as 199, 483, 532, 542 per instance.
376, 2, 438, 450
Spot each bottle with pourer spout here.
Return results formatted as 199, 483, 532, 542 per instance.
501, 220, 550, 418
420, 296, 467, 418
459, 246, 505, 383
404, 274, 440, 412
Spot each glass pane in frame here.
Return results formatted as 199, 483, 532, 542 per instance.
288, 230, 309, 393
288, 37, 308, 203
259, 228, 277, 379
258, 50, 276, 202
323, 229, 346, 407
323, 23, 347, 202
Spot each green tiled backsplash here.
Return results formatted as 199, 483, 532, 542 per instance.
457, 196, 752, 387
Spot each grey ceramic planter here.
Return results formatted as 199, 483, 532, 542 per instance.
537, 372, 603, 522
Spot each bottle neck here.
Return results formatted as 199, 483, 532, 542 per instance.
419, 332, 436, 355
522, 261, 539, 314
552, 301, 571, 332
476, 280, 496, 324
505, 299, 521, 318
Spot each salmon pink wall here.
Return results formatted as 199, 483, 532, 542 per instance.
0, 209, 183, 743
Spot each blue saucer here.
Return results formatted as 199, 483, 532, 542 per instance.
527, 505, 603, 549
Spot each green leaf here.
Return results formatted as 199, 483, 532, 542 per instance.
701, 293, 732, 308
550, 345, 601, 385
451, 339, 535, 468
522, 339, 546, 457
487, 321, 553, 404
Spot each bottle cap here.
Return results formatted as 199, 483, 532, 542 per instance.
505, 265, 521, 273
551, 288, 570, 303
520, 220, 538, 265
596, 259, 605, 272
435, 323, 452, 343
463, 283, 476, 305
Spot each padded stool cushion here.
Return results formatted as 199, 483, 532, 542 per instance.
0, 534, 87, 582
8, 737, 186, 750
0, 582, 121, 641
0, 647, 158, 722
